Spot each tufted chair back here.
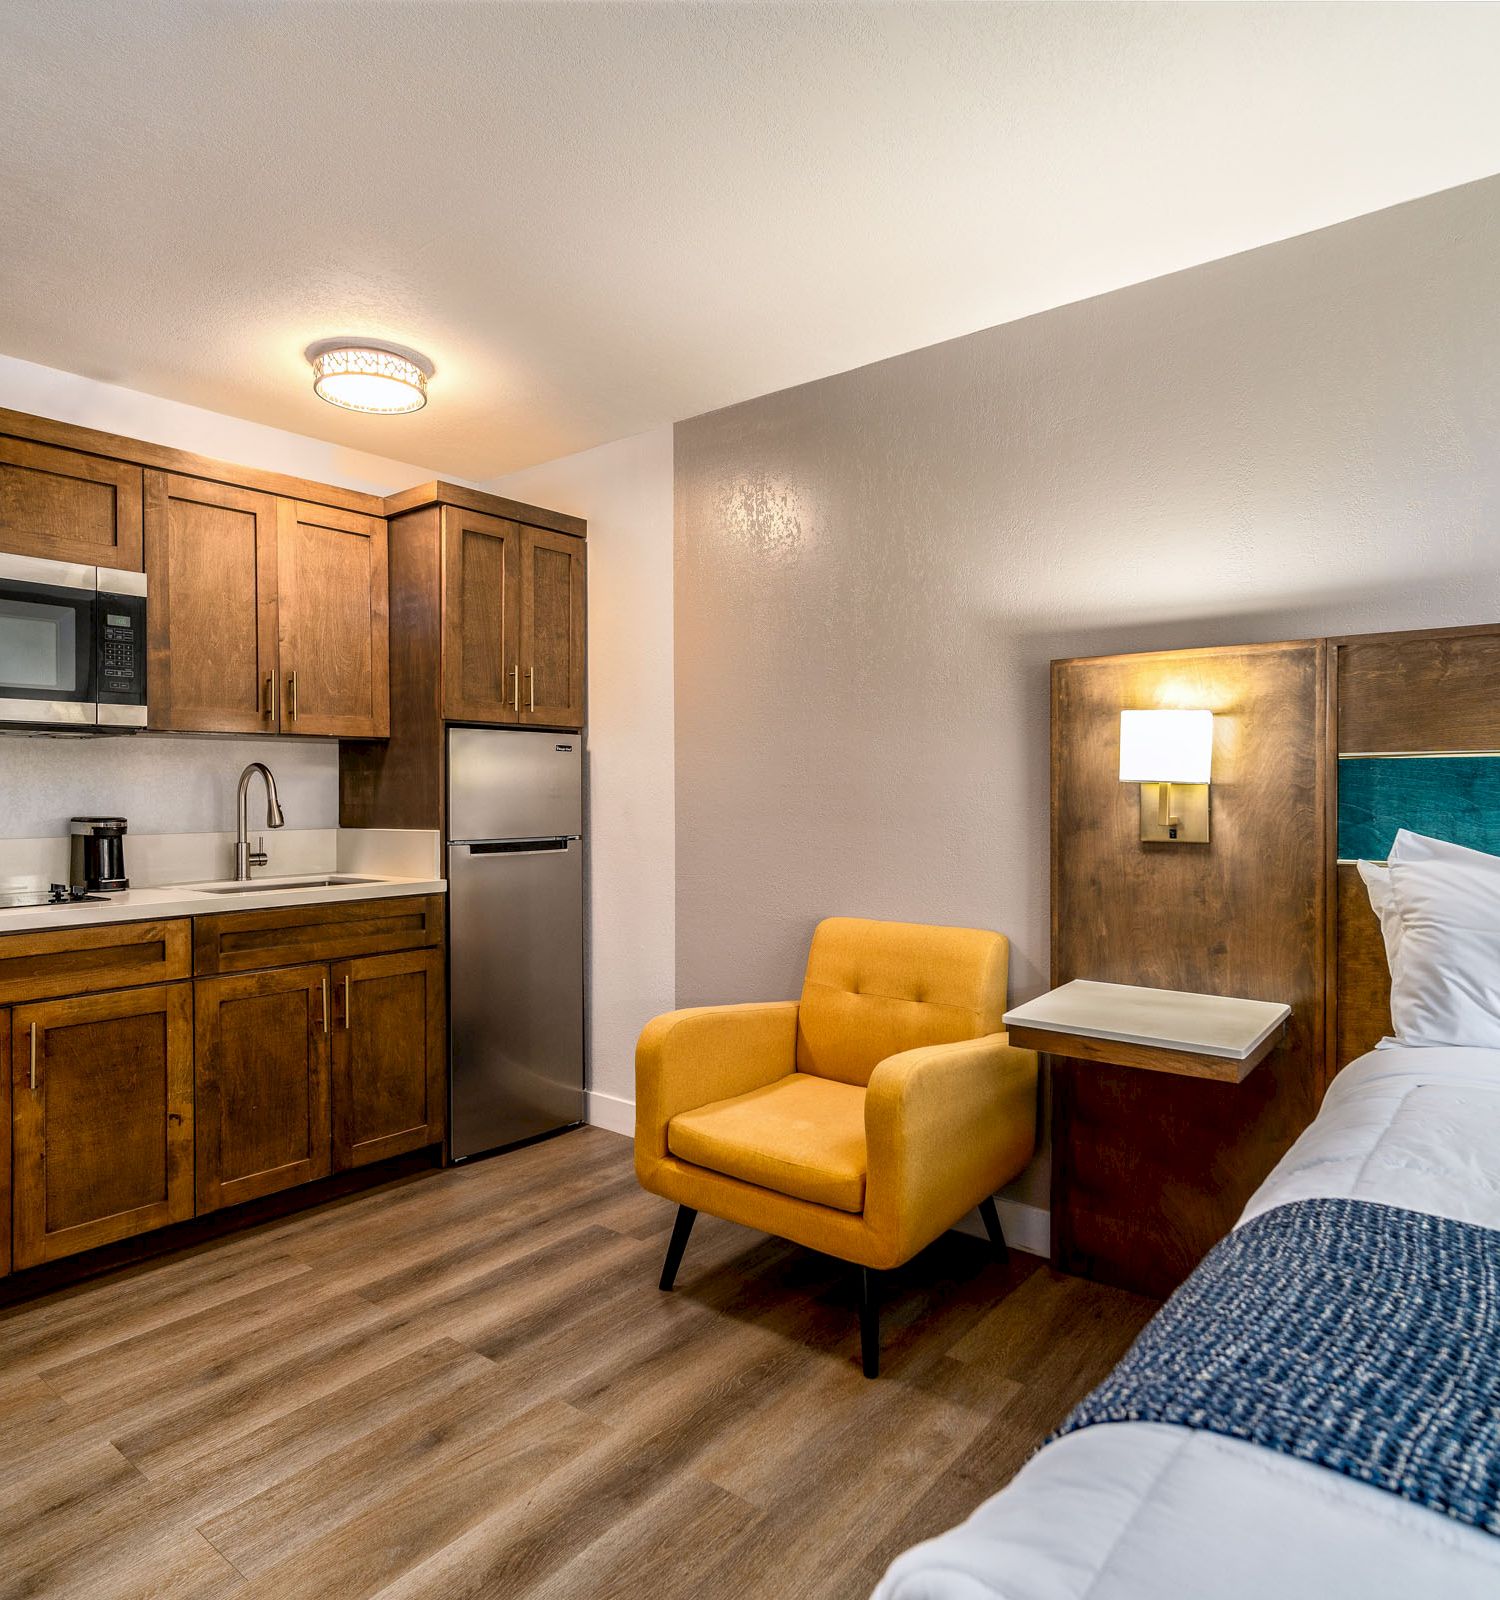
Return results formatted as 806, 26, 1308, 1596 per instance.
794, 917, 1009, 1087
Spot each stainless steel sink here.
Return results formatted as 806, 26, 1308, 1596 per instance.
195, 875, 382, 895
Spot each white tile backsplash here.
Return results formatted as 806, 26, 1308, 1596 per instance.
0, 732, 340, 838
0, 827, 442, 891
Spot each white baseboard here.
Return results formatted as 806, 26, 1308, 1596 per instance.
584, 1087, 636, 1137
586, 1091, 1051, 1257
953, 1198, 1051, 1259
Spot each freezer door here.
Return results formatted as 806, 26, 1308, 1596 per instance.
448, 837, 584, 1158
448, 726, 582, 844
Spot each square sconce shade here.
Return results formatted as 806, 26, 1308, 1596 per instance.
1119, 709, 1214, 784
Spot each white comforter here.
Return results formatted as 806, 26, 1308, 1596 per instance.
873, 1047, 1500, 1600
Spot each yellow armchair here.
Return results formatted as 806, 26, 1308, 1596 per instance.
635, 917, 1038, 1376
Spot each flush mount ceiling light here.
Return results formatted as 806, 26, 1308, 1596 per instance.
307, 340, 432, 414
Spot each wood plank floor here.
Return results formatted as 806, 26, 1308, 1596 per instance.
0, 1126, 1157, 1600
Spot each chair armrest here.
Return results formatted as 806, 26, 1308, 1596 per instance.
864, 1032, 1038, 1262
635, 1002, 799, 1166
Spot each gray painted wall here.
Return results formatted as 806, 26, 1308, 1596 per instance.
675, 174, 1500, 1204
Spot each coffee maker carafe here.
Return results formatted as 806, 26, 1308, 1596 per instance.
70, 817, 129, 892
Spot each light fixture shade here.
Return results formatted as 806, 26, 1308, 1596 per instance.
311, 346, 428, 414
1119, 709, 1213, 784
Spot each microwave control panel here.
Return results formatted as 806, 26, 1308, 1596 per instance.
95, 591, 147, 705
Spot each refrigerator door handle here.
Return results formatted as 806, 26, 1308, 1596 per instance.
455, 838, 575, 856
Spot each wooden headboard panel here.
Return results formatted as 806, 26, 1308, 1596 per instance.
1330, 625, 1500, 1073
1334, 864, 1390, 1067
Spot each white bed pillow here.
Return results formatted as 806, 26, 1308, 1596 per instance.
1359, 831, 1500, 979
1383, 845, 1500, 1048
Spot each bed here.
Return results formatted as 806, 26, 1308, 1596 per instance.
872, 1043, 1500, 1600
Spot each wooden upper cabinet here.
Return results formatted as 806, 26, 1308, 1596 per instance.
442, 506, 522, 723
277, 501, 390, 738
520, 527, 585, 729
331, 947, 445, 1169
11, 983, 194, 1268
194, 964, 332, 1213
0, 435, 144, 570
146, 472, 279, 734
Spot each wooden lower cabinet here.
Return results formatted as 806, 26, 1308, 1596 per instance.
332, 947, 446, 1169
1, 1011, 9, 1277
10, 984, 194, 1268
0, 898, 445, 1279
195, 964, 332, 1213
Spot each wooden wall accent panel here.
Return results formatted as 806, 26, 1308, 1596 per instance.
146, 471, 280, 733
276, 501, 389, 738
193, 894, 443, 976
1051, 640, 1326, 1298
339, 506, 444, 830
0, 919, 191, 1006
0, 435, 144, 569
331, 947, 445, 1169
520, 527, 585, 729
1337, 627, 1500, 753
443, 507, 521, 723
1334, 861, 1390, 1069
1326, 625, 1500, 1081
11, 983, 193, 1267
195, 965, 331, 1212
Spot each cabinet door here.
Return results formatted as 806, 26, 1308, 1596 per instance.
195, 965, 331, 1213
11, 984, 194, 1268
331, 947, 445, 1169
519, 527, 585, 729
442, 506, 522, 723
0, 1009, 9, 1278
0, 435, 144, 569
145, 472, 280, 733
276, 501, 389, 737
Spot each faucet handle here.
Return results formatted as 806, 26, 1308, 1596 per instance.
249, 835, 269, 869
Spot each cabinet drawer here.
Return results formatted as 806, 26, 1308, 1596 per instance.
0, 919, 192, 1005
193, 894, 444, 976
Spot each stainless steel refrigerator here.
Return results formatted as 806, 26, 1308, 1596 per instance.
447, 726, 584, 1160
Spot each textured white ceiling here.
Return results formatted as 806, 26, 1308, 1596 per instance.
3, 1, 1500, 481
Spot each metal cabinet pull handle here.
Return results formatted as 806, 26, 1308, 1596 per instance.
343, 974, 351, 1031
29, 1022, 38, 1092
287, 672, 299, 722
264, 668, 278, 719
528, 666, 535, 712
511, 664, 520, 716
321, 976, 330, 1035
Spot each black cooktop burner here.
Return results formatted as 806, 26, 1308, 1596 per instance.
0, 884, 111, 910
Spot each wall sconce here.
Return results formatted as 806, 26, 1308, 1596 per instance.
1119, 709, 1213, 843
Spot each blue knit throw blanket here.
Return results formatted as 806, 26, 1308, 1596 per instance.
1055, 1198, 1500, 1536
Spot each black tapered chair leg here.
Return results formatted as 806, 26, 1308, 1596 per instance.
860, 1267, 882, 1378
978, 1196, 1009, 1264
659, 1205, 698, 1291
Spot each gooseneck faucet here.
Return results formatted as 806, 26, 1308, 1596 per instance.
235, 762, 286, 881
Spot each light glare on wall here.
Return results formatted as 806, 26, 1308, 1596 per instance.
1119, 709, 1213, 843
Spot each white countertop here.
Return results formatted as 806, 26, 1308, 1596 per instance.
1003, 979, 1290, 1061
0, 873, 445, 935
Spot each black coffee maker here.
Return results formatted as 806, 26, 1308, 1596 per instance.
70, 817, 129, 892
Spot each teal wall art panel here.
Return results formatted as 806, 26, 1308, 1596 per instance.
1338, 756, 1500, 861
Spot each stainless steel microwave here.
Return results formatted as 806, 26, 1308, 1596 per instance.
0, 552, 148, 731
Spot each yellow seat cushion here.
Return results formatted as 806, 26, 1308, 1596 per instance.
667, 1073, 867, 1213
